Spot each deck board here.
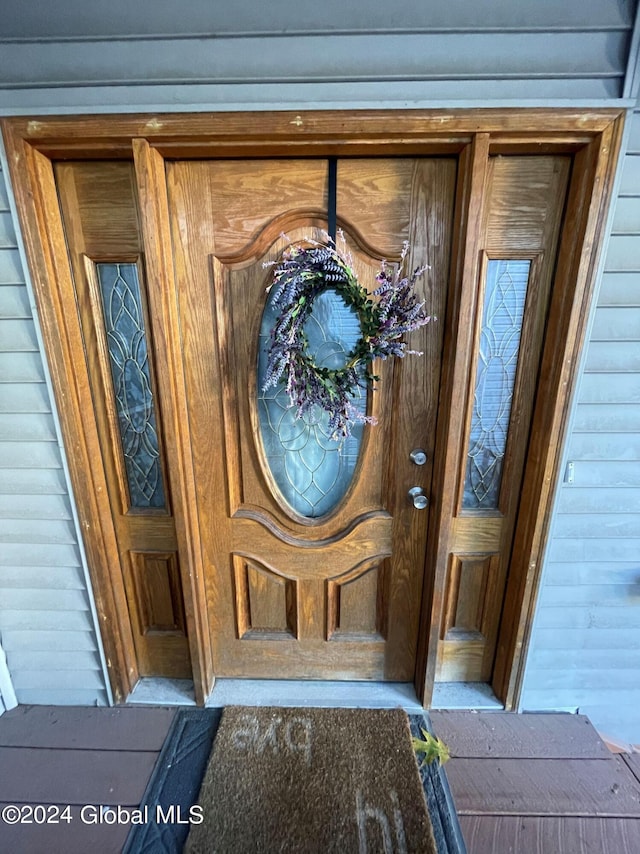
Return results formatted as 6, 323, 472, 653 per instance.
0, 705, 175, 750
0, 746, 158, 805
430, 711, 610, 759
0, 804, 131, 854
0, 706, 175, 854
459, 815, 640, 854
446, 756, 640, 817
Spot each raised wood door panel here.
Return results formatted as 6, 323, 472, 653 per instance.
54, 161, 192, 679
436, 155, 570, 682
168, 158, 456, 680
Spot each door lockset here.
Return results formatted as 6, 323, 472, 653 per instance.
408, 486, 429, 509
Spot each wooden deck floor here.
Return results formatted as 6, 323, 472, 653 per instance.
0, 705, 639, 853
431, 711, 640, 853
0, 705, 175, 853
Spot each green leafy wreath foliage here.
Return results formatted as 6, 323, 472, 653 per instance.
262, 233, 432, 439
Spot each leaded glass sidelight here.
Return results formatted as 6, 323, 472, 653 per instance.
462, 259, 532, 510
95, 263, 166, 510
258, 287, 367, 519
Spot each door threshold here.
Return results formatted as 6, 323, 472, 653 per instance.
127, 677, 424, 710
207, 679, 424, 709
128, 678, 196, 706
432, 681, 504, 710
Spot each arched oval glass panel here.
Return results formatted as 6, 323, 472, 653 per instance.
257, 286, 367, 519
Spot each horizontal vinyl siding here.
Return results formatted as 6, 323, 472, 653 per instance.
522, 109, 640, 742
0, 162, 107, 707
0, 0, 635, 108
1, 0, 633, 38
0, 32, 628, 88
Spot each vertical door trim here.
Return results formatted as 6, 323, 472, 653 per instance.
415, 133, 491, 705
1, 139, 139, 702
132, 140, 214, 703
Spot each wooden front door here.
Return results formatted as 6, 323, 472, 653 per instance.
49, 152, 573, 685
5, 111, 620, 703
167, 158, 456, 679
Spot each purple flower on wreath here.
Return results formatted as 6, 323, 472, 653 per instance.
262, 233, 432, 439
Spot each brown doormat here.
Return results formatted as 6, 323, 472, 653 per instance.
186, 706, 437, 854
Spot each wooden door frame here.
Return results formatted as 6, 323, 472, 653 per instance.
1, 109, 623, 706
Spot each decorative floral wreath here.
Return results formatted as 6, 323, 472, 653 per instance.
262, 232, 432, 439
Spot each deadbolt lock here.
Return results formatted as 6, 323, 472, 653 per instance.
410, 448, 428, 466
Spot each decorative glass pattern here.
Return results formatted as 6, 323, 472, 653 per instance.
258, 287, 366, 518
96, 263, 166, 509
462, 260, 531, 510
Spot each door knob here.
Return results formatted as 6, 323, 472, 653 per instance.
408, 486, 429, 509
410, 448, 428, 466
